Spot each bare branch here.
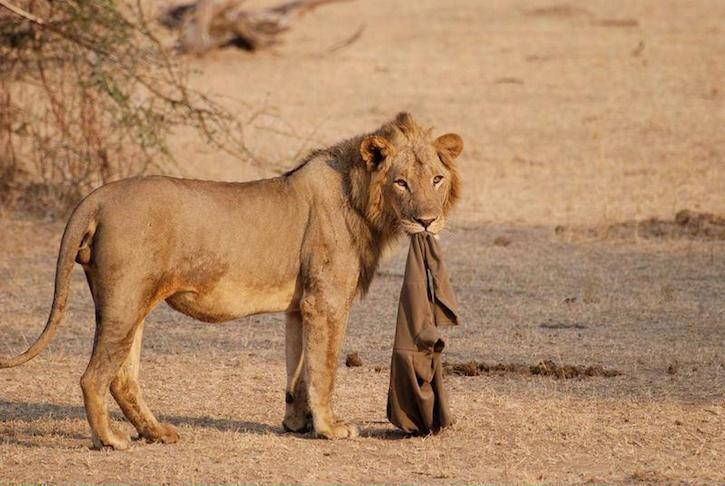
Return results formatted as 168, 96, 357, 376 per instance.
0, 0, 45, 25
324, 23, 364, 54
167, 0, 355, 55
0, 1, 252, 217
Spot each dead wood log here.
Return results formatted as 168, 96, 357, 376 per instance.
161, 0, 354, 54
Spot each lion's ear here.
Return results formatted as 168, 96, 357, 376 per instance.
435, 133, 464, 160
360, 136, 395, 171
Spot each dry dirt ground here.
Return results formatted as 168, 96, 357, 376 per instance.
1, 0, 724, 484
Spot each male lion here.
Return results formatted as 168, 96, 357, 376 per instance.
0, 112, 463, 449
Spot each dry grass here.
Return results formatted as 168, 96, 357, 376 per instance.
0, 219, 722, 483
1, 0, 724, 483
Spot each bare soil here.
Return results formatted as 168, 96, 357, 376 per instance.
1, 0, 724, 484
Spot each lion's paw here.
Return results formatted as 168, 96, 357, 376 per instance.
141, 423, 180, 444
316, 421, 359, 440
157, 423, 180, 444
91, 430, 130, 451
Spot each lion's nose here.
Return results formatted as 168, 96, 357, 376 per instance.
415, 217, 436, 229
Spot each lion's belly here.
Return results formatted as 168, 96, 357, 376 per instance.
165, 279, 298, 323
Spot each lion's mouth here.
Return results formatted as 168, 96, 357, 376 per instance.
400, 218, 444, 235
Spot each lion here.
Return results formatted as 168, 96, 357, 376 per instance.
0, 112, 463, 450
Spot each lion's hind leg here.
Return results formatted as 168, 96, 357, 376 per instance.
81, 309, 139, 450
283, 310, 312, 433
110, 320, 179, 444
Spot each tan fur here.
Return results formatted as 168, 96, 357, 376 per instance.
0, 112, 463, 449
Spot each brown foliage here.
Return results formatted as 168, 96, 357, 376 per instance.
0, 1, 247, 217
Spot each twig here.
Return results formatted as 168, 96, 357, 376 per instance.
0, 0, 45, 24
269, 0, 353, 17
324, 23, 364, 54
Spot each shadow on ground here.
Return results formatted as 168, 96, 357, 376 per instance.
0, 400, 277, 436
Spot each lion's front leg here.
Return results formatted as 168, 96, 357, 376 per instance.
299, 293, 358, 439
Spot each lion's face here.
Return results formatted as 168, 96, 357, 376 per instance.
360, 127, 463, 235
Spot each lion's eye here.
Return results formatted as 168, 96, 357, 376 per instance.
433, 175, 444, 185
395, 179, 408, 189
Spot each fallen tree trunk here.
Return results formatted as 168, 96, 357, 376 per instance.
161, 0, 354, 54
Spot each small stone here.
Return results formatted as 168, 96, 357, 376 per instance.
667, 361, 679, 375
345, 352, 363, 367
493, 236, 511, 247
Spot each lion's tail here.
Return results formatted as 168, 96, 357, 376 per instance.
0, 198, 98, 368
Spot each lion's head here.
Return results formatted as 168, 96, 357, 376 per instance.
356, 112, 463, 235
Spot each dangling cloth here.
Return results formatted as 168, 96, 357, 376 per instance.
387, 232, 459, 434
